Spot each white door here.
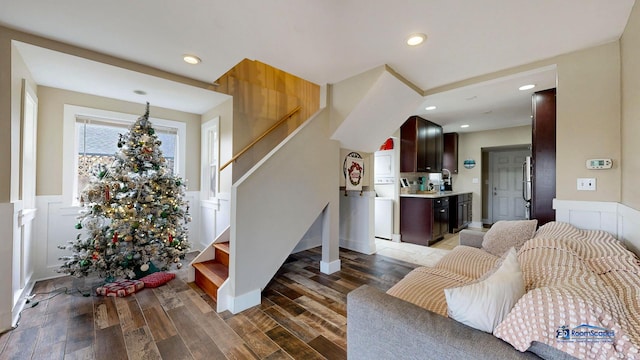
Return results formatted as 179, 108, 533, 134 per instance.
490, 150, 529, 222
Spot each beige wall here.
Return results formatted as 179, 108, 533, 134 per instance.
456, 125, 532, 223
202, 98, 233, 194
0, 32, 13, 202
621, 2, 640, 210
36, 86, 202, 195
329, 66, 385, 135
555, 42, 621, 202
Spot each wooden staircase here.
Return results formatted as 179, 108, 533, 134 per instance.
193, 242, 229, 301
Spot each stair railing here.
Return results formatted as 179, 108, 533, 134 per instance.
220, 105, 301, 171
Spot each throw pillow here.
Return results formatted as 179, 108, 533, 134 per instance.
444, 248, 525, 333
482, 219, 538, 256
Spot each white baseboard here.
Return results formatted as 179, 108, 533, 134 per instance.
228, 288, 261, 314
391, 233, 401, 243
320, 259, 341, 274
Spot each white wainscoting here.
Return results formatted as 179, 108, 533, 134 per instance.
0, 202, 15, 331
553, 199, 640, 256
33, 192, 205, 281
339, 190, 376, 255
199, 191, 231, 251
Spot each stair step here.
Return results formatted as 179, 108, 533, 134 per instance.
213, 242, 230, 267
193, 260, 228, 301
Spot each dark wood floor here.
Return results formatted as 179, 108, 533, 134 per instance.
0, 247, 418, 359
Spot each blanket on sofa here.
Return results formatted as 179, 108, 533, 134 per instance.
494, 222, 640, 359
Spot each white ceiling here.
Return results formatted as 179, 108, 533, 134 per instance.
0, 0, 635, 129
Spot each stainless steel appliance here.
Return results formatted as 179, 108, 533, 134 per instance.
522, 156, 532, 219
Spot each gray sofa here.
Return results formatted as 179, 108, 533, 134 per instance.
346, 229, 575, 360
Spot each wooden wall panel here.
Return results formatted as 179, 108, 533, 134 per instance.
215, 59, 320, 181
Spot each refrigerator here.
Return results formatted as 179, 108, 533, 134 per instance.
522, 156, 532, 220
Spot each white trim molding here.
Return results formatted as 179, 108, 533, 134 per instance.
553, 199, 640, 256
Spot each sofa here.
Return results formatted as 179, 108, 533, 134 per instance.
347, 221, 640, 360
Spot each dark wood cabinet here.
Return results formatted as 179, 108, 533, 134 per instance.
443, 132, 459, 174
400, 196, 449, 246
449, 193, 472, 233
400, 116, 443, 173
531, 89, 556, 226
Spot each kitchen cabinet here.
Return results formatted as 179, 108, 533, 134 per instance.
400, 196, 448, 246
443, 132, 459, 174
400, 116, 443, 173
531, 88, 556, 226
449, 193, 472, 233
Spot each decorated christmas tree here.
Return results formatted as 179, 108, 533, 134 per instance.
58, 103, 191, 280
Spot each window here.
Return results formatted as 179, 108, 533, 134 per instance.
63, 105, 186, 205
201, 117, 220, 200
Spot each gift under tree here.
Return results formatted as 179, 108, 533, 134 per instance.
58, 103, 191, 280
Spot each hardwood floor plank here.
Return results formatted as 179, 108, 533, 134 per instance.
153, 285, 184, 311
263, 289, 306, 316
225, 314, 280, 358
134, 287, 162, 310
265, 325, 324, 360
176, 288, 214, 314
296, 311, 347, 350
94, 297, 120, 330
263, 306, 318, 343
70, 291, 95, 317
94, 325, 127, 360
282, 273, 346, 304
31, 340, 65, 360
122, 326, 162, 360
294, 296, 346, 327
143, 305, 177, 341
64, 345, 95, 360
0, 326, 39, 359
308, 335, 347, 360
167, 305, 225, 359
243, 307, 279, 333
34, 321, 68, 352
274, 278, 346, 317
114, 296, 146, 333
156, 335, 193, 360
263, 349, 294, 360
65, 312, 95, 354
197, 310, 251, 356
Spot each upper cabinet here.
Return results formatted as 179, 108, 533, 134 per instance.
400, 116, 443, 173
443, 132, 459, 174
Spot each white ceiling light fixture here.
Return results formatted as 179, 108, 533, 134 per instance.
407, 33, 427, 46
460, 124, 470, 128
183, 54, 202, 65
519, 84, 535, 91
425, 105, 437, 110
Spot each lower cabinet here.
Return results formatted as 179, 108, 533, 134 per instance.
400, 196, 449, 246
449, 193, 472, 233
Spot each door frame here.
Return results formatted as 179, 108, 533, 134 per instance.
483, 145, 530, 225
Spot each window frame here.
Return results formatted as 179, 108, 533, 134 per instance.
63, 104, 186, 206
201, 116, 220, 200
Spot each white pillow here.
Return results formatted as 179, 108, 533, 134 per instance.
444, 248, 525, 333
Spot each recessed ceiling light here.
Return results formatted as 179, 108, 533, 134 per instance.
425, 105, 437, 111
183, 54, 201, 65
406, 33, 427, 46
133, 90, 147, 95
519, 84, 535, 91
460, 124, 470, 128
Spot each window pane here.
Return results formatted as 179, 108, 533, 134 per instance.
76, 121, 178, 200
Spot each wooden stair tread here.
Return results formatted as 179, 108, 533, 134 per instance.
213, 242, 229, 253
193, 260, 228, 286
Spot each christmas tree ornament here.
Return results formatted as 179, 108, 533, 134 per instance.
57, 103, 191, 280
176, 263, 183, 269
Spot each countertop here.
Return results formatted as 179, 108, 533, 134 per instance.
400, 190, 472, 199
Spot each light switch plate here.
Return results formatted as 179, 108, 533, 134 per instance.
577, 178, 596, 191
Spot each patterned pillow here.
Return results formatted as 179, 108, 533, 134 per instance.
96, 279, 144, 297
481, 220, 538, 256
139, 271, 176, 288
